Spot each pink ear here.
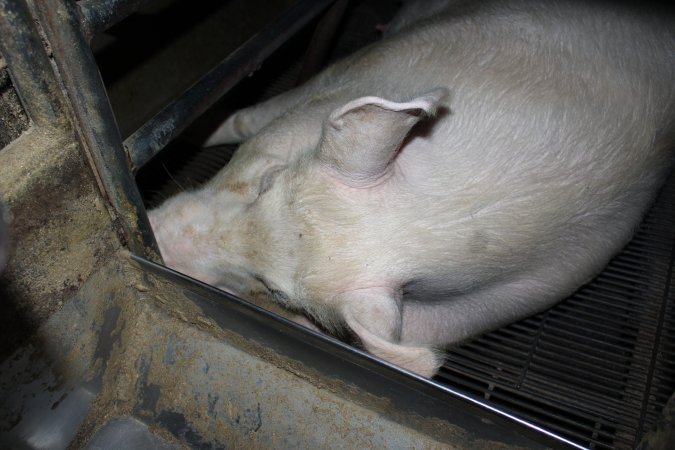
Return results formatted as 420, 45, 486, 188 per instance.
318, 88, 448, 185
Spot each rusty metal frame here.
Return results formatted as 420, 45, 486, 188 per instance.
0, 1, 65, 130
2, 0, 159, 257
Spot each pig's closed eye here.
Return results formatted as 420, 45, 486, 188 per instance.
252, 272, 291, 305
257, 166, 285, 196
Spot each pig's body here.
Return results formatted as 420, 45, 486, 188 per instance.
149, 0, 675, 376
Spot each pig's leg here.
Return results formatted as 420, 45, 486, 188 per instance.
204, 86, 310, 146
339, 287, 443, 377
400, 269, 589, 346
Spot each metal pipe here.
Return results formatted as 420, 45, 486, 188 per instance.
0, 0, 66, 129
124, 0, 335, 173
78, 0, 156, 40
33, 0, 159, 258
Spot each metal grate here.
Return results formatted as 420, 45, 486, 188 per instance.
437, 173, 675, 449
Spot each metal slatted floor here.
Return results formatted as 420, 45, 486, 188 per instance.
438, 174, 675, 449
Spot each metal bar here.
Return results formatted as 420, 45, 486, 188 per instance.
296, 0, 349, 84
441, 364, 640, 427
33, 0, 159, 258
522, 377, 644, 415
78, 0, 155, 40
466, 329, 637, 370
438, 370, 625, 444
0, 0, 65, 129
124, 0, 335, 173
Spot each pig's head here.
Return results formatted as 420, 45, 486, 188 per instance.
147, 150, 298, 300
149, 88, 449, 375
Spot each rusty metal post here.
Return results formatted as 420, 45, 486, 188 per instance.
30, 0, 160, 258
0, 0, 66, 129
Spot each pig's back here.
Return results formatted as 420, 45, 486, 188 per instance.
313, 1, 674, 185
305, 0, 675, 285
369, 2, 674, 203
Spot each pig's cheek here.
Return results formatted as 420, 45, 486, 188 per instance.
158, 250, 179, 272
186, 270, 216, 286
147, 212, 157, 230
158, 254, 207, 285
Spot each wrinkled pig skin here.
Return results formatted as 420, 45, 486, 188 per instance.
149, 0, 675, 377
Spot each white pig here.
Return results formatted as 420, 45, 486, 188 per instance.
149, 0, 675, 376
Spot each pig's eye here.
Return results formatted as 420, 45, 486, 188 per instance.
257, 166, 285, 196
253, 272, 291, 305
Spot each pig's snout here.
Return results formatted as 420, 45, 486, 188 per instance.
148, 207, 203, 281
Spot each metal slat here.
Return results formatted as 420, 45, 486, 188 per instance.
571, 290, 660, 320
605, 259, 668, 279
532, 342, 642, 379
445, 352, 643, 417
434, 373, 619, 444
486, 326, 637, 365
552, 303, 642, 332
458, 336, 642, 384
31, 0, 160, 258
555, 303, 642, 330
518, 375, 641, 421
539, 317, 639, 349
440, 172, 675, 449
474, 391, 622, 445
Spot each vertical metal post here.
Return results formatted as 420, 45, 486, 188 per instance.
0, 0, 66, 129
30, 0, 159, 258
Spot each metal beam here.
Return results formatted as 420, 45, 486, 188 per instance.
0, 0, 66, 129
32, 0, 159, 258
124, 0, 335, 173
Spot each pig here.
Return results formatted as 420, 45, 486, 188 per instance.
148, 0, 675, 377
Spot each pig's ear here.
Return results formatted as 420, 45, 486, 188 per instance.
339, 287, 443, 377
318, 88, 448, 185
